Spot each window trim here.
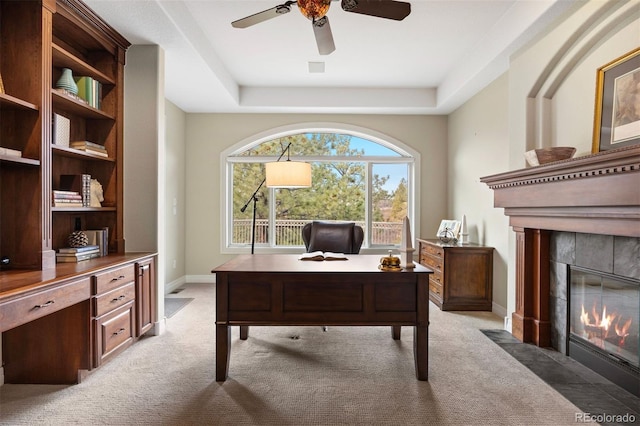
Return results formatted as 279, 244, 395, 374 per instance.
220, 122, 421, 254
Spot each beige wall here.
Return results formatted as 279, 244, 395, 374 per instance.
185, 114, 447, 277
448, 73, 511, 313
164, 100, 187, 290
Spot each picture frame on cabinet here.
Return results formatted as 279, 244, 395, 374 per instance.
436, 219, 461, 241
592, 47, 640, 153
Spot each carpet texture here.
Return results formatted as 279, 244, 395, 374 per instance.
0, 283, 584, 425
164, 297, 195, 318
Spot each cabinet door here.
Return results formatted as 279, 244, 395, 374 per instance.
136, 257, 156, 336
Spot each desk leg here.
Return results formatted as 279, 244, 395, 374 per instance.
391, 325, 401, 340
240, 325, 249, 340
414, 325, 428, 380
216, 324, 230, 381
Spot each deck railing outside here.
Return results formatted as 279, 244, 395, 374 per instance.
233, 219, 403, 246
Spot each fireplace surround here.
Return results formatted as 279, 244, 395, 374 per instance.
481, 145, 639, 395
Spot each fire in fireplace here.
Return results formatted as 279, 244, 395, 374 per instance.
569, 266, 639, 396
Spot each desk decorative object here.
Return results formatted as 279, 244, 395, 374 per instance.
212, 254, 432, 382
399, 216, 415, 268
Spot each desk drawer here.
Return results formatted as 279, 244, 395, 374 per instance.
94, 301, 135, 365
94, 282, 135, 317
0, 278, 91, 332
94, 264, 135, 295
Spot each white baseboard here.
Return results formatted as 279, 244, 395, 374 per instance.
186, 274, 216, 284
165, 276, 187, 295
492, 301, 507, 320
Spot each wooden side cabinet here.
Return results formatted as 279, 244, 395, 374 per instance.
417, 239, 494, 311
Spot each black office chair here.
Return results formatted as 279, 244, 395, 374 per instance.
301, 221, 364, 254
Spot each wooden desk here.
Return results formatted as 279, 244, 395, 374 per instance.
212, 254, 432, 382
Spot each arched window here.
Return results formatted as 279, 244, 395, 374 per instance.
223, 126, 418, 253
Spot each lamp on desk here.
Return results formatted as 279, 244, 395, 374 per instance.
240, 142, 312, 254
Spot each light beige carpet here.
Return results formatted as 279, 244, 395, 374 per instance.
0, 283, 583, 425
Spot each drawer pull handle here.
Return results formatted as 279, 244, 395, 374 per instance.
113, 328, 126, 336
34, 300, 55, 309
111, 295, 126, 302
110, 275, 126, 282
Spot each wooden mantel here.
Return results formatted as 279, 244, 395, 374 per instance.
480, 145, 640, 347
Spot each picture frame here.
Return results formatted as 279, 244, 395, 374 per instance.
436, 219, 461, 241
592, 47, 640, 153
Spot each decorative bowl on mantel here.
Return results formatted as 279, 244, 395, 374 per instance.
524, 147, 576, 166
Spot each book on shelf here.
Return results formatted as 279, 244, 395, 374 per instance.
70, 141, 108, 157
74, 76, 101, 109
58, 245, 99, 254
0, 146, 22, 157
298, 251, 348, 261
60, 174, 91, 207
53, 200, 84, 207
56, 250, 100, 263
52, 113, 70, 147
53, 191, 82, 200
70, 140, 105, 150
85, 228, 109, 256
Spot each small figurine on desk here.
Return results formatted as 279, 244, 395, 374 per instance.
399, 216, 415, 268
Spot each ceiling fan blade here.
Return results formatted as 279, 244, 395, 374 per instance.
341, 0, 411, 21
232, 1, 296, 28
313, 17, 336, 55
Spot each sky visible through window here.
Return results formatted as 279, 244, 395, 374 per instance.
347, 136, 405, 191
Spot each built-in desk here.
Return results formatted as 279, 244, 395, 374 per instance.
0, 253, 156, 384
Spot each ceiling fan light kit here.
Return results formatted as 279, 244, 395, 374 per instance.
232, 0, 411, 55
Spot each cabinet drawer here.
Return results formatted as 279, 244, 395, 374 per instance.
421, 254, 443, 271
0, 278, 90, 332
421, 243, 444, 258
94, 282, 135, 317
94, 264, 135, 295
95, 301, 134, 365
429, 279, 443, 299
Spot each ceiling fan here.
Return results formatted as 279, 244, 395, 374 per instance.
232, 0, 411, 55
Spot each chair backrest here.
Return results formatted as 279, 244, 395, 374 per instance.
301, 221, 364, 254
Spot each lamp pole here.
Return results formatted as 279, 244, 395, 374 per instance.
239, 142, 293, 254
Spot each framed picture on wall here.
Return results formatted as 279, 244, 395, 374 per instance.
592, 47, 640, 153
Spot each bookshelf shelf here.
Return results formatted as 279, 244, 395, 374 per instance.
52, 90, 114, 120
52, 145, 114, 162
0, 155, 40, 166
0, 93, 38, 111
52, 43, 115, 85
51, 206, 116, 212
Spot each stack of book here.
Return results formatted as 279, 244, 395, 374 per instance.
56, 245, 100, 263
60, 174, 91, 207
74, 76, 102, 109
53, 189, 83, 207
70, 141, 108, 157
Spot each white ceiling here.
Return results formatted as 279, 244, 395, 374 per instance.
84, 0, 577, 114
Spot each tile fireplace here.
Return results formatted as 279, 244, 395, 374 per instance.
481, 145, 640, 396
